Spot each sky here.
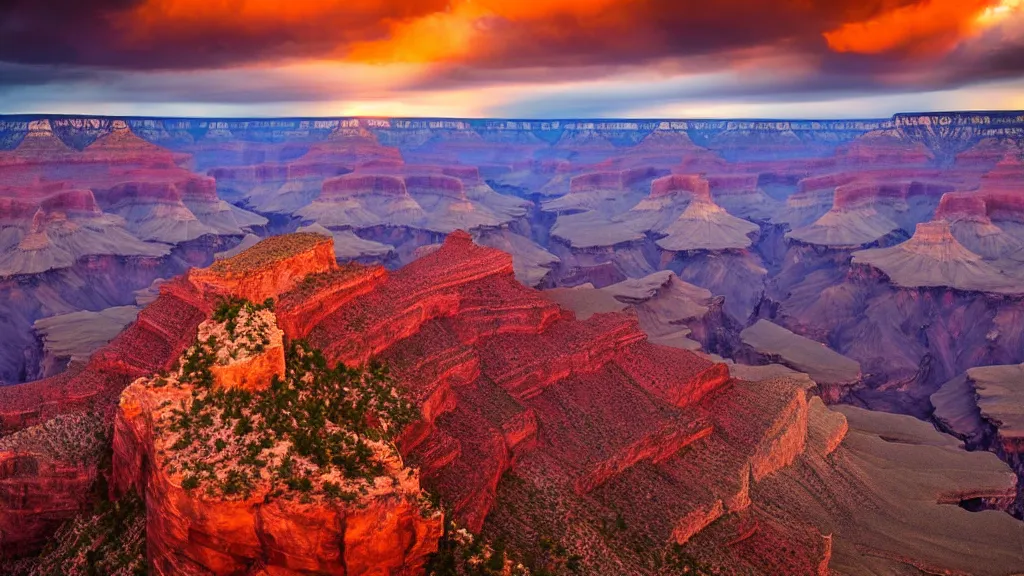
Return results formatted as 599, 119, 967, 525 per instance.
1, 0, 1023, 118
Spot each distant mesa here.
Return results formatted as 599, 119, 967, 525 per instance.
935, 192, 1024, 261
543, 167, 666, 217
838, 129, 934, 166
546, 171, 759, 255
852, 221, 1021, 293
787, 204, 901, 248
4, 120, 73, 160
786, 178, 954, 249
0, 188, 171, 277
656, 197, 760, 252
980, 153, 1024, 191
298, 166, 527, 234
650, 173, 712, 201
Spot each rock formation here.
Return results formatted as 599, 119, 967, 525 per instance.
0, 413, 107, 556
739, 320, 861, 399
852, 221, 1021, 293
933, 362, 1024, 513
188, 233, 337, 303
297, 166, 530, 235
113, 300, 441, 575
543, 270, 727, 352
935, 191, 1024, 261
32, 306, 140, 379
1, 229, 1023, 574
0, 188, 172, 277
656, 198, 760, 252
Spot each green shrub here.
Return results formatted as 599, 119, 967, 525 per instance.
157, 300, 419, 503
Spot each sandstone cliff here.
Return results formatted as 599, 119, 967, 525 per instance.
113, 249, 442, 575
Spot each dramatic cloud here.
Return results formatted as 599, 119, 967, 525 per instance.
0, 0, 1022, 116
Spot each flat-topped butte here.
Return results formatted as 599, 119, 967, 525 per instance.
190, 233, 338, 303
206, 233, 332, 277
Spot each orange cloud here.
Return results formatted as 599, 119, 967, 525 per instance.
347, 3, 488, 63
5, 0, 1024, 90
113, 0, 451, 57
347, 0, 628, 63
823, 0, 1007, 55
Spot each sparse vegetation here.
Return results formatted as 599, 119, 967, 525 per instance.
206, 233, 330, 275
17, 492, 147, 576
660, 543, 717, 576
281, 265, 368, 303
150, 300, 420, 502
0, 413, 107, 466
427, 519, 532, 576
210, 296, 274, 348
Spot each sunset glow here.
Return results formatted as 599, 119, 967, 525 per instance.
1, 0, 1023, 117
823, 0, 1005, 55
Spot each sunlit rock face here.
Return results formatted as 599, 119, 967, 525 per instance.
0, 230, 1022, 574
188, 233, 337, 303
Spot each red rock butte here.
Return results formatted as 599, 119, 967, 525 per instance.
650, 174, 712, 200
936, 192, 992, 221
188, 233, 337, 303
569, 167, 665, 194
322, 174, 410, 198
404, 174, 467, 199
831, 179, 954, 210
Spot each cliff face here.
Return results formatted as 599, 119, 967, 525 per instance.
932, 362, 1024, 514
112, 242, 442, 575
115, 370, 440, 576
0, 414, 106, 556
188, 233, 337, 304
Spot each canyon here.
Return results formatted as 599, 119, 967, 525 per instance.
0, 112, 1022, 573
1, 232, 1021, 575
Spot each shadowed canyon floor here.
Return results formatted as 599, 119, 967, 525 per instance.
0, 113, 1024, 573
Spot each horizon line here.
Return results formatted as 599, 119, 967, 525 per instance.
2, 109, 1023, 123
